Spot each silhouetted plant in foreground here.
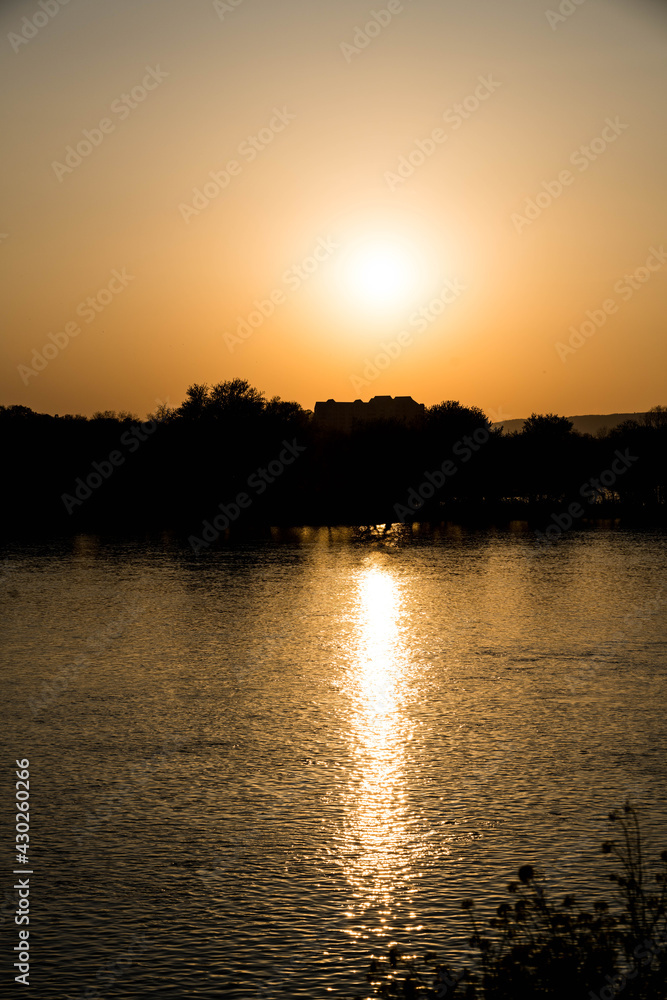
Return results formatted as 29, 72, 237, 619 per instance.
366, 803, 666, 998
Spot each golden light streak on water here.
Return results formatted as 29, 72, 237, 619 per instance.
341, 560, 420, 936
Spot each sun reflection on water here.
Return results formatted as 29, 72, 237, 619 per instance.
341, 560, 421, 937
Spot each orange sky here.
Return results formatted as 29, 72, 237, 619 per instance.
1, 0, 665, 420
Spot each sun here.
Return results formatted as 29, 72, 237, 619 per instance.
339, 237, 424, 314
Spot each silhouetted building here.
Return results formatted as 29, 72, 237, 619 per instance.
314, 395, 425, 432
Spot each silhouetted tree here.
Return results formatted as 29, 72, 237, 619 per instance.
208, 378, 266, 419
644, 404, 667, 429
513, 412, 581, 503
0, 389, 665, 532
522, 412, 574, 437
177, 382, 210, 420
426, 400, 490, 438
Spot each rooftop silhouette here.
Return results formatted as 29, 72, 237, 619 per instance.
313, 395, 425, 433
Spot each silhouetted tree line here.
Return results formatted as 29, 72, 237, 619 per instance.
1, 380, 665, 537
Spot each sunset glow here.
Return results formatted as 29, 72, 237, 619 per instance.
1, 0, 665, 418
4, 3, 667, 993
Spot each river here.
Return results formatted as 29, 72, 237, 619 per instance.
1, 524, 666, 998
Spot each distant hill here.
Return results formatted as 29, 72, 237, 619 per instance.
491, 412, 646, 436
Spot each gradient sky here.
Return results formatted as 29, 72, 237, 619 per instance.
1, 0, 666, 419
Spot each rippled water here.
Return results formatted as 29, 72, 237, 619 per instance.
1, 525, 667, 998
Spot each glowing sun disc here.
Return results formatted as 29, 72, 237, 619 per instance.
342, 238, 422, 311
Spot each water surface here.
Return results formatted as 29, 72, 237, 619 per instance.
1, 525, 666, 998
